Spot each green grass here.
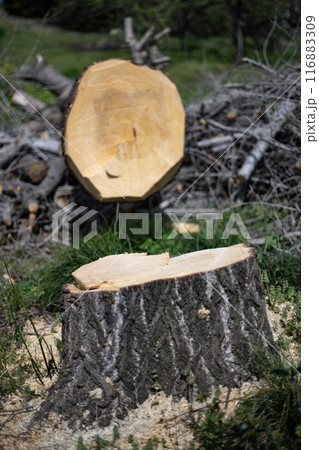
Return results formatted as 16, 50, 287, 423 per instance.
0, 269, 58, 398
12, 203, 300, 311
193, 354, 300, 449
0, 10, 300, 103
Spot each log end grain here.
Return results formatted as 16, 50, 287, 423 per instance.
63, 59, 185, 202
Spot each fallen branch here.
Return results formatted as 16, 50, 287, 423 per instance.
12, 90, 63, 126
17, 156, 65, 223
124, 17, 144, 65
11, 90, 46, 113
34, 156, 65, 198
149, 46, 170, 67
237, 99, 294, 183
32, 138, 60, 155
0, 178, 33, 197
135, 25, 155, 52
207, 119, 244, 134
124, 17, 171, 69
197, 134, 241, 148
0, 406, 33, 414
54, 184, 74, 208
0, 132, 12, 144
19, 54, 73, 96
242, 57, 277, 76
152, 27, 171, 43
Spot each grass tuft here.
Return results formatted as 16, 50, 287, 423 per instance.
193, 354, 301, 449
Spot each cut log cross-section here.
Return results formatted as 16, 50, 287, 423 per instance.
33, 244, 275, 430
63, 59, 185, 202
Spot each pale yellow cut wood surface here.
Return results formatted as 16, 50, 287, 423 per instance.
72, 243, 254, 291
64, 59, 185, 202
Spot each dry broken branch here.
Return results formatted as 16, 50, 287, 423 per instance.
237, 99, 294, 183
197, 134, 241, 148
19, 54, 73, 96
124, 17, 171, 69
241, 57, 278, 76
11, 90, 63, 126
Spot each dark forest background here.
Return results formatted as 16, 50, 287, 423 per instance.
3, 0, 300, 60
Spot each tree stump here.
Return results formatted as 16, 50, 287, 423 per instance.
33, 244, 274, 429
63, 59, 185, 202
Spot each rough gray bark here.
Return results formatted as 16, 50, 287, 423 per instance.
32, 249, 274, 430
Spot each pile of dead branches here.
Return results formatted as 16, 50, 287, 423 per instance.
161, 59, 301, 210
0, 55, 300, 249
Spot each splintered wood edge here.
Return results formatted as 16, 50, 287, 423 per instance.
69, 244, 255, 292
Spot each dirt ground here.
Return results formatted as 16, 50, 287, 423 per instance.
0, 306, 299, 450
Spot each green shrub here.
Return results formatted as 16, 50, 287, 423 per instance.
193, 358, 301, 449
